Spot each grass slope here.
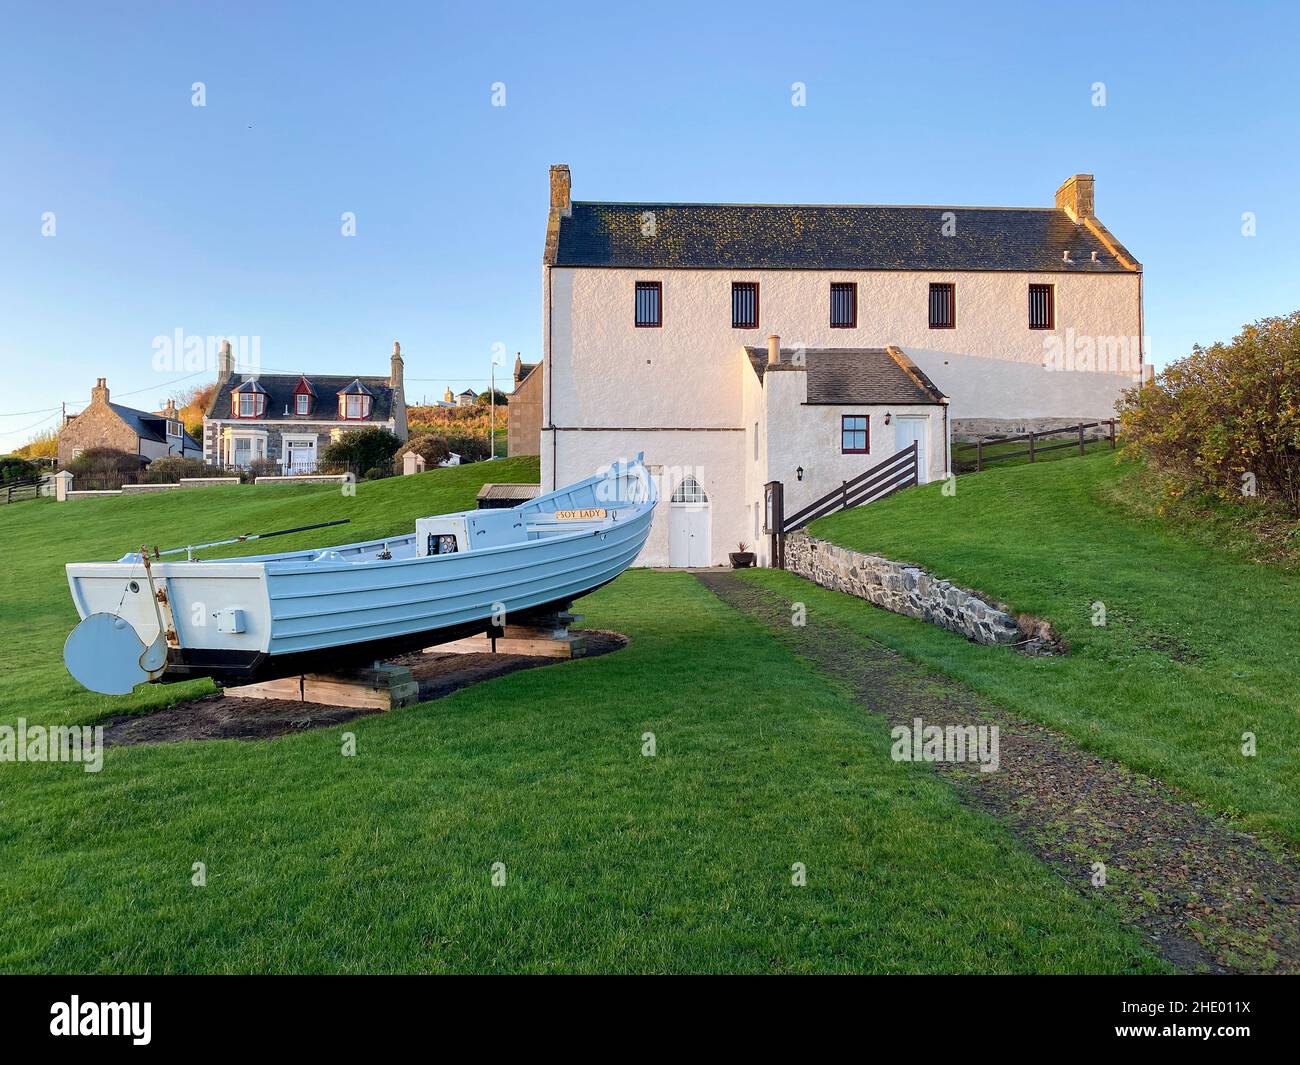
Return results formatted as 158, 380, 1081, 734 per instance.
784, 452, 1300, 844
0, 464, 1161, 972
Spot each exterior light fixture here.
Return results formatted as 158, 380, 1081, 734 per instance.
796, 466, 804, 481
884, 412, 892, 425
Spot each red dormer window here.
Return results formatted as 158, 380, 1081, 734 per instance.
292, 377, 314, 416
339, 394, 371, 420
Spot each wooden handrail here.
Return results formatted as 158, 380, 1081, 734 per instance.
783, 442, 918, 533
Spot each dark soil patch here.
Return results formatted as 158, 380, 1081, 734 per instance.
697, 571, 1300, 975
100, 630, 627, 747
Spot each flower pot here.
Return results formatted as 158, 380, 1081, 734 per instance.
729, 552, 756, 569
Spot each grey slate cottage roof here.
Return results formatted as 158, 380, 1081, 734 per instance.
745, 346, 947, 406
211, 375, 397, 422
108, 402, 202, 455
554, 203, 1137, 273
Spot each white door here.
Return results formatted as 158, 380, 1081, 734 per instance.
669, 476, 711, 567
895, 417, 929, 484
284, 437, 317, 473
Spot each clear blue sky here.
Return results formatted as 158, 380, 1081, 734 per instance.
2, 0, 1297, 448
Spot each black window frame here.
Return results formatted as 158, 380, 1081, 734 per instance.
731, 281, 760, 329
1028, 283, 1055, 330
841, 414, 869, 454
928, 282, 956, 330
635, 281, 662, 328
830, 282, 857, 328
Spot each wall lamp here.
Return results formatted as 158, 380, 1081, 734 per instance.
796, 466, 804, 481
884, 412, 892, 425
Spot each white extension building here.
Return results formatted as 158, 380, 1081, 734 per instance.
539, 165, 1144, 567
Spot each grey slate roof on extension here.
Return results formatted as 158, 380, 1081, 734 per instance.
744, 347, 947, 406
555, 203, 1137, 273
108, 402, 202, 455
210, 374, 396, 422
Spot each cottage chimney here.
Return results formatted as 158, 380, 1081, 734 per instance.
163, 399, 178, 418
1055, 174, 1095, 223
391, 339, 404, 389
550, 164, 572, 218
767, 335, 782, 366
218, 338, 235, 378
91, 377, 109, 405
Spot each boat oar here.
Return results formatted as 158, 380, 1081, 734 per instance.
153, 519, 352, 561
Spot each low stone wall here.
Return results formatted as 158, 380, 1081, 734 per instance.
785, 532, 1022, 646
179, 477, 240, 488
121, 483, 182, 494
254, 474, 351, 486
66, 489, 123, 500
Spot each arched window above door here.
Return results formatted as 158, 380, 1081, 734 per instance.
671, 476, 708, 504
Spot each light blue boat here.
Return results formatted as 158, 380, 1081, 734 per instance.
63, 456, 656, 694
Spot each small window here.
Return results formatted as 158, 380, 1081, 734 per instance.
235, 393, 263, 418
166, 419, 182, 438
635, 281, 662, 327
671, 476, 709, 503
928, 283, 956, 329
1028, 284, 1055, 330
841, 415, 869, 454
732, 282, 759, 329
295, 394, 310, 415
830, 282, 857, 328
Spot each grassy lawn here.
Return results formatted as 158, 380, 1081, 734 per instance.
952, 434, 1117, 472
0, 462, 1163, 972
781, 451, 1300, 846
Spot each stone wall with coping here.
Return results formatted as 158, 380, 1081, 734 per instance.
784, 532, 1022, 646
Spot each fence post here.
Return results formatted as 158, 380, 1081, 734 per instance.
1108, 419, 1116, 449
1078, 423, 1085, 456
1029, 431, 1036, 463
976, 438, 983, 471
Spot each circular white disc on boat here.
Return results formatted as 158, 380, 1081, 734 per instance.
64, 613, 152, 695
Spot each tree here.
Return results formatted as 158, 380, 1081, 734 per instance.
1119, 311, 1300, 514
14, 426, 59, 460
396, 432, 452, 469
474, 389, 510, 406
0, 455, 39, 483
320, 426, 402, 477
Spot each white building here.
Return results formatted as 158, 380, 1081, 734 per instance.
540, 165, 1143, 567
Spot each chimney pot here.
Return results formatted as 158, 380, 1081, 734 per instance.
1055, 174, 1095, 223
91, 378, 109, 404
767, 335, 781, 366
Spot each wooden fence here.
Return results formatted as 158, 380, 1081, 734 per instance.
954, 420, 1117, 472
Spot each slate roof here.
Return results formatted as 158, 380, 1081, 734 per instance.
744, 347, 947, 406
107, 402, 202, 455
554, 202, 1137, 273
210, 374, 396, 422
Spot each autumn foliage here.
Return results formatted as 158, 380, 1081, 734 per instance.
1118, 312, 1300, 515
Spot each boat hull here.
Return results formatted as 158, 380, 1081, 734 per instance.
64, 457, 655, 691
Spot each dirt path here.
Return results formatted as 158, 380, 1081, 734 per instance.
697, 570, 1300, 975
100, 631, 627, 746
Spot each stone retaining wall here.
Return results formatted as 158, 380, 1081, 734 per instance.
784, 532, 1022, 646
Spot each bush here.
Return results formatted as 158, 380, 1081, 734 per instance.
320, 427, 401, 477
1119, 311, 1300, 515
0, 455, 39, 483
443, 433, 492, 463
397, 432, 452, 469
144, 456, 226, 483
66, 447, 147, 490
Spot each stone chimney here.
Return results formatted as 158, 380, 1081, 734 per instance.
544, 164, 572, 265
443, 386, 454, 404
162, 399, 178, 418
1055, 174, 1095, 223
550, 164, 572, 218
218, 338, 235, 378
91, 377, 109, 405
767, 335, 782, 366
391, 339, 404, 389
